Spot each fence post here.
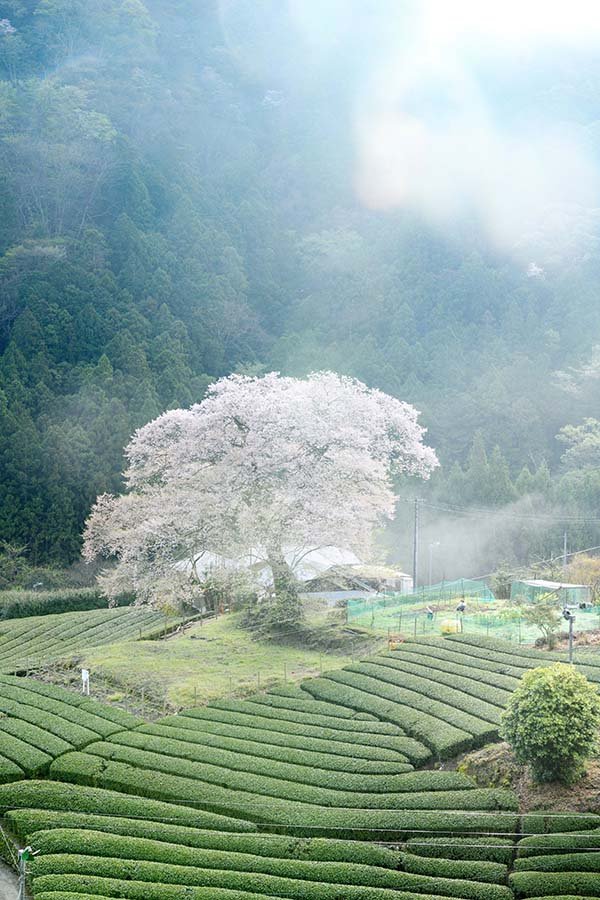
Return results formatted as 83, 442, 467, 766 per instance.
413, 616, 417, 637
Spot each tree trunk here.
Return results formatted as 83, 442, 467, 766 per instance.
267, 547, 303, 627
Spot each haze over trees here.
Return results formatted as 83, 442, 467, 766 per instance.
83, 372, 437, 620
2, 2, 600, 576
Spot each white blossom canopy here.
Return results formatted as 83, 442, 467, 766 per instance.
83, 372, 438, 604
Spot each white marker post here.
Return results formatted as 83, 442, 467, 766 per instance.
18, 846, 39, 900
81, 668, 90, 696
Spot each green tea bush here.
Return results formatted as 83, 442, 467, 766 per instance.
30, 844, 515, 900
386, 646, 521, 692
0, 681, 122, 737
46, 754, 520, 839
514, 852, 600, 872
176, 706, 424, 760
107, 731, 467, 792
206, 697, 406, 734
0, 675, 143, 729
0, 780, 256, 831
143, 719, 419, 765
0, 731, 51, 775
119, 726, 413, 777
509, 870, 600, 897
0, 588, 132, 620
375, 656, 513, 707
7, 812, 403, 868
354, 661, 505, 723
405, 837, 514, 865
34, 881, 288, 900
501, 664, 600, 783
0, 753, 23, 782
401, 640, 528, 681
304, 670, 490, 756
521, 814, 600, 835
517, 829, 600, 856
247, 692, 363, 718
0, 717, 72, 756
72, 742, 516, 811
402, 853, 508, 884
0, 697, 96, 745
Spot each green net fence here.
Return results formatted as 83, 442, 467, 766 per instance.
510, 580, 591, 605
347, 578, 495, 628
346, 578, 600, 641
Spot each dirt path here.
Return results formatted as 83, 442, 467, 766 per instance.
0, 861, 18, 900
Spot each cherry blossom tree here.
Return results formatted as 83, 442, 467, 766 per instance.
83, 372, 437, 620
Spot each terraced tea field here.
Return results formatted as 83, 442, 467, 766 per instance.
0, 633, 598, 900
0, 607, 181, 673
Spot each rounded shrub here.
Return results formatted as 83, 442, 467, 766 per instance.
500, 663, 600, 783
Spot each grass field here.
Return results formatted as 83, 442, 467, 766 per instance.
82, 615, 382, 707
0, 631, 598, 900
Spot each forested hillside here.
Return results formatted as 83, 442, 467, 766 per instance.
2, 0, 600, 574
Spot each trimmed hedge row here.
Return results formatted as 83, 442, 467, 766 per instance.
306, 669, 496, 755
0, 752, 23, 782
0, 606, 176, 672
0, 715, 72, 757
447, 635, 600, 674
34, 882, 298, 900
29, 845, 515, 900
0, 780, 256, 831
351, 661, 505, 724
204, 697, 408, 734
109, 731, 468, 792
140, 719, 417, 766
509, 871, 600, 897
0, 675, 143, 729
8, 811, 403, 868
0, 587, 133, 620
0, 697, 96, 745
402, 853, 508, 885
300, 674, 473, 758
405, 837, 514, 865
399, 640, 528, 682
0, 730, 51, 775
443, 637, 600, 687
376, 654, 514, 707
513, 852, 600, 873
46, 755, 520, 839
246, 691, 371, 719
385, 647, 520, 693
0, 680, 124, 737
172, 706, 426, 761
74, 743, 515, 810
517, 830, 600, 857
521, 814, 600, 836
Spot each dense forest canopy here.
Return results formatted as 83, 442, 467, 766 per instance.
2, 0, 600, 579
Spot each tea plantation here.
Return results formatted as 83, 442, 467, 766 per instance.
0, 633, 598, 899
0, 607, 184, 673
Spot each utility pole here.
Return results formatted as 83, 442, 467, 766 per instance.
428, 541, 440, 586
412, 498, 420, 593
563, 531, 568, 572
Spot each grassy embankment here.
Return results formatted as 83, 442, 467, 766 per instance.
82, 614, 382, 709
